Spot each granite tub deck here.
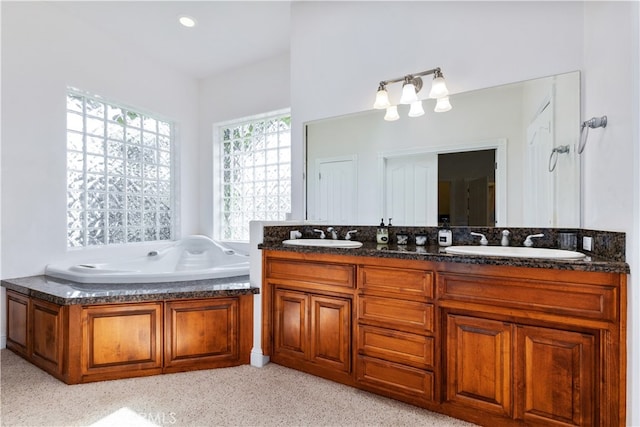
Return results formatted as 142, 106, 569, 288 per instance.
260, 225, 629, 274
1, 274, 258, 305
2, 275, 258, 384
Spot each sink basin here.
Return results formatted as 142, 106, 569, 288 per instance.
444, 246, 586, 260
282, 239, 363, 249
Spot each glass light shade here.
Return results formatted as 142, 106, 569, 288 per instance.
373, 89, 390, 109
429, 76, 449, 99
400, 83, 418, 104
434, 96, 452, 112
384, 106, 400, 121
408, 100, 425, 117
179, 16, 197, 28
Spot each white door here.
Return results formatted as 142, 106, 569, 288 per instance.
384, 153, 438, 226
525, 101, 554, 226
315, 157, 357, 224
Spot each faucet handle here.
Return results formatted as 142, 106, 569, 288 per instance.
524, 233, 544, 247
345, 230, 358, 240
313, 229, 326, 239
470, 232, 488, 246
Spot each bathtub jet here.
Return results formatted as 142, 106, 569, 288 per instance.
45, 236, 249, 284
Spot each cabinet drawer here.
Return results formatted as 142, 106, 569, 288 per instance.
266, 258, 354, 288
358, 325, 434, 369
360, 266, 433, 299
359, 296, 434, 333
439, 273, 617, 321
357, 355, 435, 402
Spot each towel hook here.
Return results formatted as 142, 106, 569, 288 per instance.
578, 115, 607, 154
548, 145, 570, 172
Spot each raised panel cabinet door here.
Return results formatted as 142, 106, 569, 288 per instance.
515, 325, 595, 426
6, 291, 29, 356
310, 294, 351, 373
31, 298, 64, 375
165, 298, 239, 368
273, 289, 308, 360
82, 303, 162, 375
445, 314, 513, 417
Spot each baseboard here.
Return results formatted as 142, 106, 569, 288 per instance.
250, 349, 270, 367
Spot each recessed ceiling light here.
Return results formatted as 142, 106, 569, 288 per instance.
179, 15, 196, 28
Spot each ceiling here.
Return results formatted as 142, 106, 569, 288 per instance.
54, 1, 291, 79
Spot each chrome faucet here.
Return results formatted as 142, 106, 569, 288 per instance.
345, 230, 358, 240
501, 230, 510, 246
327, 227, 338, 240
524, 233, 544, 247
313, 229, 326, 239
470, 232, 488, 246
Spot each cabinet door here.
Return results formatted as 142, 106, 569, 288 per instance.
310, 294, 351, 373
31, 298, 64, 375
445, 314, 512, 417
6, 291, 29, 356
165, 298, 239, 370
515, 325, 595, 426
82, 303, 162, 378
273, 289, 308, 360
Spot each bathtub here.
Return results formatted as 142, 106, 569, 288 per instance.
45, 235, 250, 284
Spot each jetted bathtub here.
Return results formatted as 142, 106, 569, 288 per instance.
45, 235, 249, 284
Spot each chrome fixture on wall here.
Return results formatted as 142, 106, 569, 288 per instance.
578, 115, 607, 154
373, 67, 451, 121
548, 145, 570, 172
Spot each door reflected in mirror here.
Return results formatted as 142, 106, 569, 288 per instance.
438, 150, 496, 226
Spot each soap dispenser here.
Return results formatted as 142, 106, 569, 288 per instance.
376, 218, 389, 244
438, 219, 453, 247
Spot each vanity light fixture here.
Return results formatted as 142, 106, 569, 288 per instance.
373, 67, 451, 121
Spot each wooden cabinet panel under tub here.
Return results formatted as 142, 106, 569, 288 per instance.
164, 296, 252, 372
6, 290, 66, 377
81, 302, 163, 379
3, 280, 255, 384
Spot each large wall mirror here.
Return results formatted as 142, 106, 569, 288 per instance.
305, 71, 580, 227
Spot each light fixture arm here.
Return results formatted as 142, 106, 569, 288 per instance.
378, 67, 442, 88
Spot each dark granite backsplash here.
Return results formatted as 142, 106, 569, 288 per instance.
263, 225, 626, 262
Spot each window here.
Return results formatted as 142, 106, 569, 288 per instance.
217, 110, 291, 241
66, 89, 174, 247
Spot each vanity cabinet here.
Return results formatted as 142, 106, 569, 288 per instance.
264, 253, 355, 384
5, 290, 253, 384
439, 263, 623, 426
262, 249, 627, 427
356, 264, 437, 405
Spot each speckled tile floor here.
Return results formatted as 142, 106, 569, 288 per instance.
1, 349, 477, 427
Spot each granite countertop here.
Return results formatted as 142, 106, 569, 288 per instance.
259, 241, 630, 274
1, 275, 258, 306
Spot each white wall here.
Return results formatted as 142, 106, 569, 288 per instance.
0, 3, 199, 343
198, 53, 290, 238
582, 2, 639, 424
290, 1, 638, 424
289, 1, 584, 220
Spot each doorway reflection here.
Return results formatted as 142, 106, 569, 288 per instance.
438, 149, 496, 226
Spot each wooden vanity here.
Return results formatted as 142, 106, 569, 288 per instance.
3, 276, 257, 384
261, 248, 627, 427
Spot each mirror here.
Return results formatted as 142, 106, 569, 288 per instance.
305, 71, 580, 227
